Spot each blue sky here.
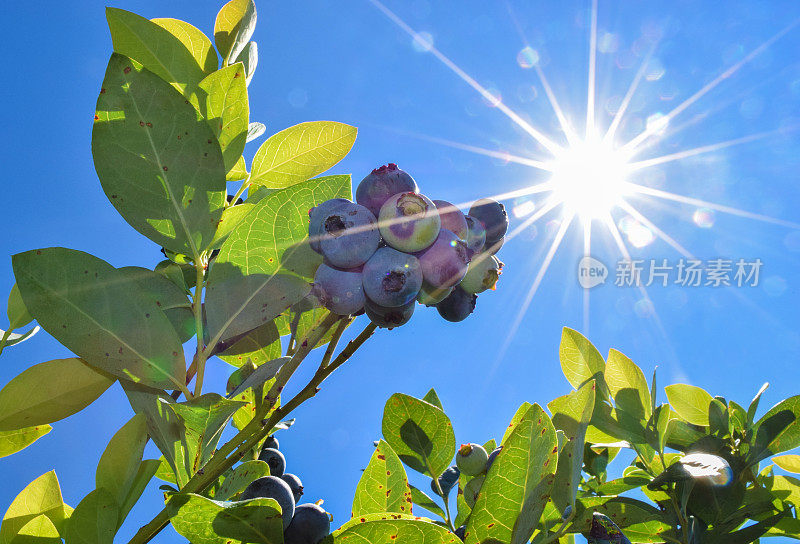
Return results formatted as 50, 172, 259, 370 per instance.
2, 0, 800, 541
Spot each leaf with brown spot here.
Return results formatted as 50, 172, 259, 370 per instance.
352, 440, 412, 517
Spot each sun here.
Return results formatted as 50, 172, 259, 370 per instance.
548, 135, 632, 220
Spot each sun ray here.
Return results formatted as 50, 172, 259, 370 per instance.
627, 127, 793, 171
367, 0, 563, 155
582, 219, 591, 333
626, 183, 800, 229
618, 200, 694, 258
586, 0, 598, 137
603, 41, 658, 144
536, 65, 581, 146
622, 18, 800, 152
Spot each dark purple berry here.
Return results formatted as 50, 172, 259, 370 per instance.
431, 465, 460, 496
364, 298, 415, 329
417, 229, 471, 289
486, 446, 502, 471
240, 476, 295, 529
318, 201, 381, 268
308, 198, 349, 253
455, 525, 466, 541
356, 163, 418, 217
280, 473, 304, 503
258, 447, 286, 477
313, 263, 365, 315
436, 287, 477, 322
433, 200, 468, 240
464, 215, 486, 253
362, 247, 422, 307
469, 198, 508, 244
284, 503, 331, 544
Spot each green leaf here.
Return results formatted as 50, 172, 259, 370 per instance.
250, 122, 357, 189
774, 454, 800, 474
665, 383, 713, 426
559, 327, 605, 391
329, 513, 459, 543
214, 0, 257, 65
206, 175, 352, 345
247, 122, 266, 142
234, 42, 257, 85
227, 156, 249, 181
422, 389, 443, 411
548, 381, 596, 510
227, 357, 289, 399
381, 393, 456, 478
409, 485, 445, 519
118, 459, 160, 528
167, 493, 283, 544
92, 53, 226, 258
96, 414, 148, 511
6, 284, 32, 330
209, 202, 255, 250
606, 349, 651, 420
748, 382, 770, 425
0, 472, 69, 544
0, 358, 114, 431
501, 402, 533, 445
106, 8, 208, 96
63, 489, 117, 544
0, 327, 40, 351
10, 515, 61, 544
12, 248, 186, 391
169, 393, 246, 476
569, 497, 672, 542
750, 396, 800, 463
214, 460, 271, 501
195, 64, 249, 173
151, 18, 218, 75
465, 404, 558, 544
0, 425, 51, 459
218, 321, 282, 368
729, 400, 748, 436
645, 404, 671, 455
708, 398, 729, 436
664, 416, 706, 451
116, 266, 195, 343
353, 439, 413, 517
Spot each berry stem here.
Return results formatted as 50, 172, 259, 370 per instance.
127, 315, 379, 544
192, 258, 207, 397
320, 316, 353, 369
227, 178, 250, 208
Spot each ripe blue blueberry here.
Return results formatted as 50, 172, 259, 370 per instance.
308, 198, 349, 253
486, 446, 502, 471
280, 473, 304, 502
356, 163, 419, 217
240, 476, 296, 529
483, 235, 504, 255
454, 525, 466, 541
417, 283, 453, 306
317, 201, 381, 268
264, 435, 279, 450
258, 447, 286, 477
464, 475, 485, 508
283, 503, 331, 544
364, 298, 415, 329
436, 287, 477, 322
433, 200, 468, 241
313, 263, 365, 315
456, 443, 489, 476
469, 198, 508, 244
417, 229, 471, 289
589, 512, 632, 544
432, 465, 460, 496
362, 247, 422, 307
378, 193, 442, 253
460, 255, 503, 294
464, 215, 487, 253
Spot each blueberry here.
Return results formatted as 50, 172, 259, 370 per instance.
308, 198, 350, 253
378, 193, 441, 253
280, 473, 304, 503
317, 201, 381, 268
364, 298, 415, 329
417, 229, 471, 289
417, 283, 453, 306
485, 447, 502, 471
258, 447, 286, 477
454, 525, 466, 541
460, 255, 503, 294
284, 503, 331, 544
589, 512, 632, 544
226, 194, 244, 206
483, 236, 504, 255
463, 215, 487, 253
240, 476, 296, 529
356, 163, 419, 217
362, 247, 422, 307
313, 263, 365, 315
456, 443, 489, 476
431, 465, 460, 496
264, 435, 279, 450
436, 287, 477, 322
433, 200, 468, 241
463, 475, 485, 508
469, 199, 508, 244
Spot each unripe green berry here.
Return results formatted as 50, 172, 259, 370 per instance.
456, 443, 488, 476
460, 255, 503, 294
464, 475, 485, 508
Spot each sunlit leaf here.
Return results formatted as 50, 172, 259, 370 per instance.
217, 321, 282, 368
750, 396, 800, 463
774, 454, 800, 474
10, 514, 61, 544
167, 493, 282, 544
118, 459, 161, 528
250, 122, 357, 189
0, 425, 51, 459
664, 383, 713, 426
151, 18, 218, 75
6, 284, 32, 331
214, 0, 257, 65
409, 485, 444, 519
559, 327, 605, 392
1, 471, 70, 544
606, 349, 651, 420
96, 415, 148, 512
214, 460, 271, 501
234, 42, 257, 85
353, 440, 412, 517
328, 513, 458, 543
63, 489, 117, 544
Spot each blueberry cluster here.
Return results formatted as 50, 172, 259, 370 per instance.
239, 436, 332, 544
309, 164, 507, 327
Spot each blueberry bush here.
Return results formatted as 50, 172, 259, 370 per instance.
1, 2, 800, 544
